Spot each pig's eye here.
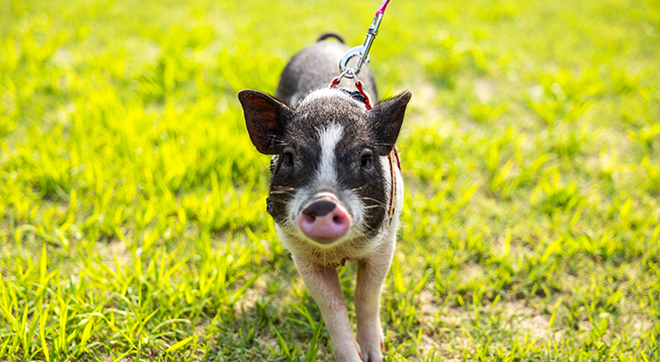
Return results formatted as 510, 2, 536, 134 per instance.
360, 149, 373, 168
282, 148, 295, 167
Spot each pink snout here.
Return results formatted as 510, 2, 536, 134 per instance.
299, 196, 351, 244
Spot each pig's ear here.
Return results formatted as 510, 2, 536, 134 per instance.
369, 91, 412, 156
238, 90, 292, 155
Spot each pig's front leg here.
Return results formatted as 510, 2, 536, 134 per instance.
292, 256, 362, 362
355, 239, 395, 362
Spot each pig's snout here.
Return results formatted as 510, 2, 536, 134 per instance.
299, 195, 351, 244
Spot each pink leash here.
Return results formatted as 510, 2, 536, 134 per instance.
330, 0, 399, 230
336, 0, 392, 80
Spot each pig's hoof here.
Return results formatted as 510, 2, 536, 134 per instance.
357, 340, 383, 362
360, 350, 383, 362
357, 332, 385, 362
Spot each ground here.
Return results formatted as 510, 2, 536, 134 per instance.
0, 0, 659, 361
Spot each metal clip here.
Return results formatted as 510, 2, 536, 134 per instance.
338, 0, 390, 79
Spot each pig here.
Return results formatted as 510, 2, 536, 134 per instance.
238, 33, 411, 362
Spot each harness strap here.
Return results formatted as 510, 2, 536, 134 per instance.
329, 77, 373, 111
330, 76, 342, 88
386, 146, 400, 227
354, 81, 373, 110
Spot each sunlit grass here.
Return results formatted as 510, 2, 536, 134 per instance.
1, 0, 659, 360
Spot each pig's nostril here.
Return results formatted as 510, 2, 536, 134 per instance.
302, 200, 336, 217
300, 213, 316, 225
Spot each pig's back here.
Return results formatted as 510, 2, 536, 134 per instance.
275, 38, 377, 108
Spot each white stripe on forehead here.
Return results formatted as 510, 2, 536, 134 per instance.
316, 123, 343, 189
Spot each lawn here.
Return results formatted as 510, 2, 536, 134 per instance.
0, 0, 659, 360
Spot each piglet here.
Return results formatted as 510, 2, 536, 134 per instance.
238, 34, 411, 362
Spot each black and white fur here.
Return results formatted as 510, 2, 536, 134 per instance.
238, 34, 411, 362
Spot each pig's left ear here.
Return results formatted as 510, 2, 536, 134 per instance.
238, 90, 293, 155
369, 91, 412, 156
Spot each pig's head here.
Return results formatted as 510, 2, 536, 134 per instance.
239, 89, 411, 247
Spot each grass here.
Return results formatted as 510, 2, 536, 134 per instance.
0, 0, 659, 360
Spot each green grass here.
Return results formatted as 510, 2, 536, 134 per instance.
1, 0, 659, 360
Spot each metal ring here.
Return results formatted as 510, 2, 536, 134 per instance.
336, 68, 359, 82
339, 45, 367, 78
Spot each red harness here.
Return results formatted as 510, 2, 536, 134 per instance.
329, 77, 399, 228
329, 77, 373, 110
386, 146, 400, 227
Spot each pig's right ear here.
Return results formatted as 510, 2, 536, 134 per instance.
238, 90, 292, 155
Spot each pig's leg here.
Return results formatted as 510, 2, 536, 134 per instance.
355, 239, 395, 362
293, 256, 362, 362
